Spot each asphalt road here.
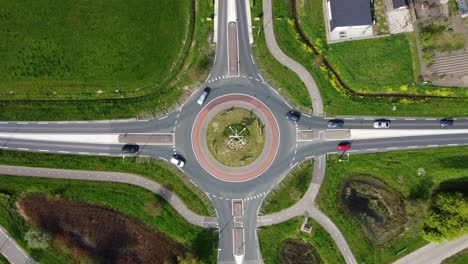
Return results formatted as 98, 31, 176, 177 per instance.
0, 0, 467, 263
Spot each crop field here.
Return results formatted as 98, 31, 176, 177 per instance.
317, 147, 468, 263
0, 0, 191, 99
0, 176, 217, 263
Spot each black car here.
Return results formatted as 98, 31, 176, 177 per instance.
440, 118, 454, 127
286, 110, 301, 123
122, 144, 139, 153
327, 119, 344, 128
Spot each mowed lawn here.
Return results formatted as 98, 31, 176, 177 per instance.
0, 0, 191, 99
317, 147, 468, 263
298, 0, 414, 92
326, 35, 415, 91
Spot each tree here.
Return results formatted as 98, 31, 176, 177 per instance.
423, 192, 468, 242
177, 254, 203, 264
24, 227, 51, 249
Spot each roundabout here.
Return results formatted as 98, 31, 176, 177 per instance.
192, 93, 280, 182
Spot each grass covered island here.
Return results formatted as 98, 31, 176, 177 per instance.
206, 108, 265, 167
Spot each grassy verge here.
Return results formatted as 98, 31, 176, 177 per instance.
259, 217, 345, 264
262, 0, 468, 116
0, 150, 213, 216
261, 161, 313, 214
251, 1, 312, 111
0, 255, 7, 264
0, 0, 192, 100
443, 249, 468, 264
0, 176, 217, 263
0, 0, 213, 120
317, 147, 468, 263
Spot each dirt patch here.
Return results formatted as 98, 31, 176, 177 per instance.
18, 195, 188, 264
339, 175, 408, 245
279, 238, 323, 264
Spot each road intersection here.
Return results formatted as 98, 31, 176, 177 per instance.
0, 0, 467, 263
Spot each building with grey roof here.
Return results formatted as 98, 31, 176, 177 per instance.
325, 0, 374, 42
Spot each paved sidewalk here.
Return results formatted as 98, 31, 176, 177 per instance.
0, 165, 217, 228
393, 236, 468, 264
262, 0, 324, 115
258, 155, 357, 264
0, 226, 36, 264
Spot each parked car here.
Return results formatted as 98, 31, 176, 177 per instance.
327, 119, 344, 128
197, 87, 211, 105
286, 110, 301, 123
122, 144, 139, 153
337, 142, 351, 151
440, 118, 454, 127
170, 153, 185, 168
373, 120, 391, 128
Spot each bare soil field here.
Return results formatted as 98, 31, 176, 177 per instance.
339, 175, 408, 245
18, 195, 188, 264
279, 238, 324, 264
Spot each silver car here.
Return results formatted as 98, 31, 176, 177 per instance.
373, 120, 391, 128
197, 87, 210, 105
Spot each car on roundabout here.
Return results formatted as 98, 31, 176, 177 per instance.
286, 110, 301, 123
337, 142, 351, 152
170, 153, 185, 168
197, 87, 211, 105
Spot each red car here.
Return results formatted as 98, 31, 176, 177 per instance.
338, 142, 351, 151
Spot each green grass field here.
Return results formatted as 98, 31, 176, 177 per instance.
252, 0, 468, 117
0, 150, 213, 216
317, 147, 468, 263
251, 0, 312, 111
0, 255, 7, 264
0, 0, 213, 120
261, 161, 313, 214
259, 217, 345, 264
0, 0, 191, 99
0, 176, 217, 263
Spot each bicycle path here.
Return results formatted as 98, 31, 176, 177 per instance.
262, 0, 324, 115
0, 226, 36, 264
258, 155, 357, 264
0, 165, 217, 229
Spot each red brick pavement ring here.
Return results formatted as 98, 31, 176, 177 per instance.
191, 94, 280, 182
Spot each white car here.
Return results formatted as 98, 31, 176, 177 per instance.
170, 154, 185, 168
197, 87, 210, 105
373, 120, 391, 128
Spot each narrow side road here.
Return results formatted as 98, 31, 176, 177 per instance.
262, 0, 324, 115
392, 236, 468, 264
0, 165, 217, 228
0, 226, 36, 264
258, 156, 357, 264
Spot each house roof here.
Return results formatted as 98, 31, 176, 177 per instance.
392, 0, 409, 9
329, 0, 373, 29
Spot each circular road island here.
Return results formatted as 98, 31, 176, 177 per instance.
206, 107, 265, 167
